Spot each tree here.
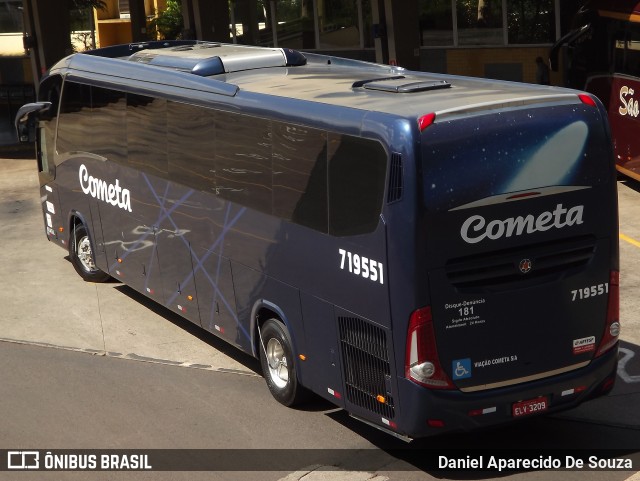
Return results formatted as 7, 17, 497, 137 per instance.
149, 0, 184, 40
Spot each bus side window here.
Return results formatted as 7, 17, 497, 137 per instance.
127, 94, 168, 178
617, 23, 640, 78
215, 111, 272, 213
167, 101, 216, 193
92, 86, 126, 164
273, 122, 328, 233
56, 81, 92, 161
328, 134, 386, 237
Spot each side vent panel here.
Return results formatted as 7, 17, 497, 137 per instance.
338, 316, 395, 419
387, 153, 403, 204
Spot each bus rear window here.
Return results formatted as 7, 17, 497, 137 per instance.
328, 134, 386, 236
422, 105, 611, 212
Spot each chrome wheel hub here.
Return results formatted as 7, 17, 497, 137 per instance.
266, 337, 289, 389
77, 236, 96, 272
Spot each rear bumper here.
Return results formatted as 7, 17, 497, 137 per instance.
391, 346, 618, 439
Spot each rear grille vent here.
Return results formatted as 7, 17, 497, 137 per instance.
446, 235, 597, 291
338, 316, 394, 419
387, 153, 403, 203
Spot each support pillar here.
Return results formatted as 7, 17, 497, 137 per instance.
372, 0, 388, 64
383, 0, 420, 69
181, 0, 196, 38
129, 0, 148, 42
23, 0, 72, 87
235, 0, 259, 45
191, 0, 230, 42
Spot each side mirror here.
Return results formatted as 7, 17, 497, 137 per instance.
14, 101, 51, 143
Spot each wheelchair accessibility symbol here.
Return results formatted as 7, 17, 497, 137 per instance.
452, 358, 472, 380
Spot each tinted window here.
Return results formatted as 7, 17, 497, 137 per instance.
167, 101, 216, 193
127, 94, 168, 177
216, 111, 272, 213
91, 86, 126, 164
273, 122, 328, 232
56, 81, 92, 158
328, 134, 386, 236
614, 21, 640, 78
120, 97, 385, 236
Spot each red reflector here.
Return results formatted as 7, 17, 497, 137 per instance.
602, 377, 615, 392
578, 94, 597, 107
575, 385, 587, 393
596, 270, 620, 357
382, 418, 397, 429
427, 419, 445, 428
468, 406, 496, 416
418, 113, 436, 131
328, 387, 342, 399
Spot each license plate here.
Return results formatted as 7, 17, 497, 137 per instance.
512, 396, 549, 418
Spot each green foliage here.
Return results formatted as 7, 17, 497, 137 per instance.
507, 0, 554, 44
150, 0, 184, 40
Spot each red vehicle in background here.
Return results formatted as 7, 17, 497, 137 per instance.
551, 0, 640, 180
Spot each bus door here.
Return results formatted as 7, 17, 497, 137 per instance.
33, 75, 64, 246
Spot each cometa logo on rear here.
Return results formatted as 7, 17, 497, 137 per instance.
460, 203, 584, 244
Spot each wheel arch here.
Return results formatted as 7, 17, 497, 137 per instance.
67, 210, 92, 249
250, 299, 299, 361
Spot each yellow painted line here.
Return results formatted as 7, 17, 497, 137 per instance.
620, 233, 640, 249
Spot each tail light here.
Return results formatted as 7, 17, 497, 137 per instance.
405, 307, 454, 389
418, 113, 436, 131
595, 270, 620, 357
578, 93, 598, 107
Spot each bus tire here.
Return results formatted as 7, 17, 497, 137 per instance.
259, 319, 308, 407
70, 223, 111, 283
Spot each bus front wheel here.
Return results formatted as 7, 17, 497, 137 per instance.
259, 319, 307, 407
70, 223, 110, 283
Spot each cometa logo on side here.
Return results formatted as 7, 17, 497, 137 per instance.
78, 164, 132, 213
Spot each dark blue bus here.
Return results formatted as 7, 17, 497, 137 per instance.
16, 41, 619, 439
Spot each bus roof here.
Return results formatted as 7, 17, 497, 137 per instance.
56, 42, 580, 122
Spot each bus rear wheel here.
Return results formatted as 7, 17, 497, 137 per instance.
259, 319, 307, 407
70, 223, 111, 283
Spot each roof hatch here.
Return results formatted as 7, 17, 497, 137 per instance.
361, 78, 451, 93
126, 43, 306, 76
